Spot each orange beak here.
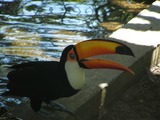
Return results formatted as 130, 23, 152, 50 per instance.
74, 39, 135, 75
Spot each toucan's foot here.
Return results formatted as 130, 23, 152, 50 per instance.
46, 101, 75, 116
40, 103, 80, 120
38, 108, 55, 118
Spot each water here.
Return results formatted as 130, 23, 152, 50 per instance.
0, 0, 107, 62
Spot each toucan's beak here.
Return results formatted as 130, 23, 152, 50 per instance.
74, 39, 135, 75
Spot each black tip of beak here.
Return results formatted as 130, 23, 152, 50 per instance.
116, 46, 135, 57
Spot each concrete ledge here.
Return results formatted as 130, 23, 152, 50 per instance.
9, 1, 160, 120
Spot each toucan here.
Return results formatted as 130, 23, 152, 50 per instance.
1, 39, 134, 112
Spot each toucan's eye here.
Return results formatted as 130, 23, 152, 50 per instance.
70, 53, 75, 59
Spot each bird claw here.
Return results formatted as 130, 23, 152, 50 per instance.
40, 103, 80, 120
38, 108, 55, 118
47, 101, 75, 116
41, 101, 75, 116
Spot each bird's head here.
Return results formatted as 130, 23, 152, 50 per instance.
61, 39, 134, 74
60, 39, 135, 90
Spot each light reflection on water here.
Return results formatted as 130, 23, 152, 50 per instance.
0, 0, 102, 63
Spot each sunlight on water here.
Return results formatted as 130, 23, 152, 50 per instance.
0, 0, 104, 64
